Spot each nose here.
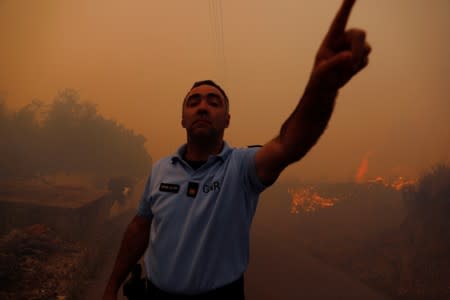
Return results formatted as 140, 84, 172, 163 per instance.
195, 99, 210, 114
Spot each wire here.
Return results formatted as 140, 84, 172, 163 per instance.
208, 0, 227, 86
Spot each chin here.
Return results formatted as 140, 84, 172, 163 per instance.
189, 129, 219, 141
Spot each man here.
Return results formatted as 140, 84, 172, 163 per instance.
103, 0, 371, 299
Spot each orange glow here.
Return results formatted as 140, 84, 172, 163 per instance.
390, 176, 417, 191
368, 175, 416, 190
288, 187, 339, 214
288, 173, 416, 214
370, 176, 386, 184
355, 153, 371, 183
354, 152, 417, 190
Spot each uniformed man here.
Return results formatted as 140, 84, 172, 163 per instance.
103, 1, 371, 299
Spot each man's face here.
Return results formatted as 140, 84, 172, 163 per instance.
182, 84, 230, 139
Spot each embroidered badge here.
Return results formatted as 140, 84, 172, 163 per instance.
159, 183, 180, 193
187, 182, 199, 198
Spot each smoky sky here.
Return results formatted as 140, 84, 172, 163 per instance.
1, 0, 449, 182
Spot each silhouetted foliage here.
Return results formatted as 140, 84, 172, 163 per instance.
395, 163, 450, 299
0, 89, 151, 179
404, 163, 450, 218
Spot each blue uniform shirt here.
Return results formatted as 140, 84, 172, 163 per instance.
137, 142, 267, 294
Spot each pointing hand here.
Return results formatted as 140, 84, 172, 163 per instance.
308, 0, 371, 92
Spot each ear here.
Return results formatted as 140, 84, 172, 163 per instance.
225, 113, 230, 128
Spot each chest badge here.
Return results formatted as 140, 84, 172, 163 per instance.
187, 181, 199, 198
159, 183, 180, 193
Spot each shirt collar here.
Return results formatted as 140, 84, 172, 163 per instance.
171, 141, 232, 164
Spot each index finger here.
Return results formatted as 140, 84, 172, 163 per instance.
325, 0, 356, 42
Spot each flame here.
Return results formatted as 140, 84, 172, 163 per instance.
367, 176, 386, 185
354, 153, 416, 190
355, 152, 372, 183
390, 176, 417, 191
288, 187, 339, 214
368, 175, 417, 191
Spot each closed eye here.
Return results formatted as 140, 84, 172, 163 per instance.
185, 92, 224, 108
186, 94, 201, 107
207, 93, 222, 107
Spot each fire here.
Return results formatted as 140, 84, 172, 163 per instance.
355, 153, 416, 190
366, 175, 416, 190
288, 155, 417, 214
355, 152, 372, 183
288, 186, 339, 214
367, 176, 386, 185
390, 176, 417, 191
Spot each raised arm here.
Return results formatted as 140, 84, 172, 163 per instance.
255, 0, 371, 185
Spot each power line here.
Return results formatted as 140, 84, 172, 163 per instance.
208, 0, 227, 86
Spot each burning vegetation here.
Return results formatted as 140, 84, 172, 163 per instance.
288, 186, 338, 214
289, 153, 418, 214
286, 163, 450, 300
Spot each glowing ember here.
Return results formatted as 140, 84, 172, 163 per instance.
288, 187, 339, 214
367, 175, 416, 190
390, 176, 417, 190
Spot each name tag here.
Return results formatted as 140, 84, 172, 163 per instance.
159, 183, 180, 193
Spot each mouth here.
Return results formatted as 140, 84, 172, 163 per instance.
193, 119, 212, 126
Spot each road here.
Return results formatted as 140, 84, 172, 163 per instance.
84, 188, 391, 300
246, 229, 390, 300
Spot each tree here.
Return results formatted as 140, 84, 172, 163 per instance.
1, 89, 152, 180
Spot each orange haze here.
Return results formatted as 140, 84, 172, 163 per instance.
1, 0, 449, 182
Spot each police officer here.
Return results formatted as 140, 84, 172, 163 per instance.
103, 1, 370, 299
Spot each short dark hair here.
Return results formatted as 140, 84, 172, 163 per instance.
184, 80, 229, 111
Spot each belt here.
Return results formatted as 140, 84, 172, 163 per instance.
146, 275, 245, 300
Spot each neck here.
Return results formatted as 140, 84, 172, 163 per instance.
184, 136, 224, 161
